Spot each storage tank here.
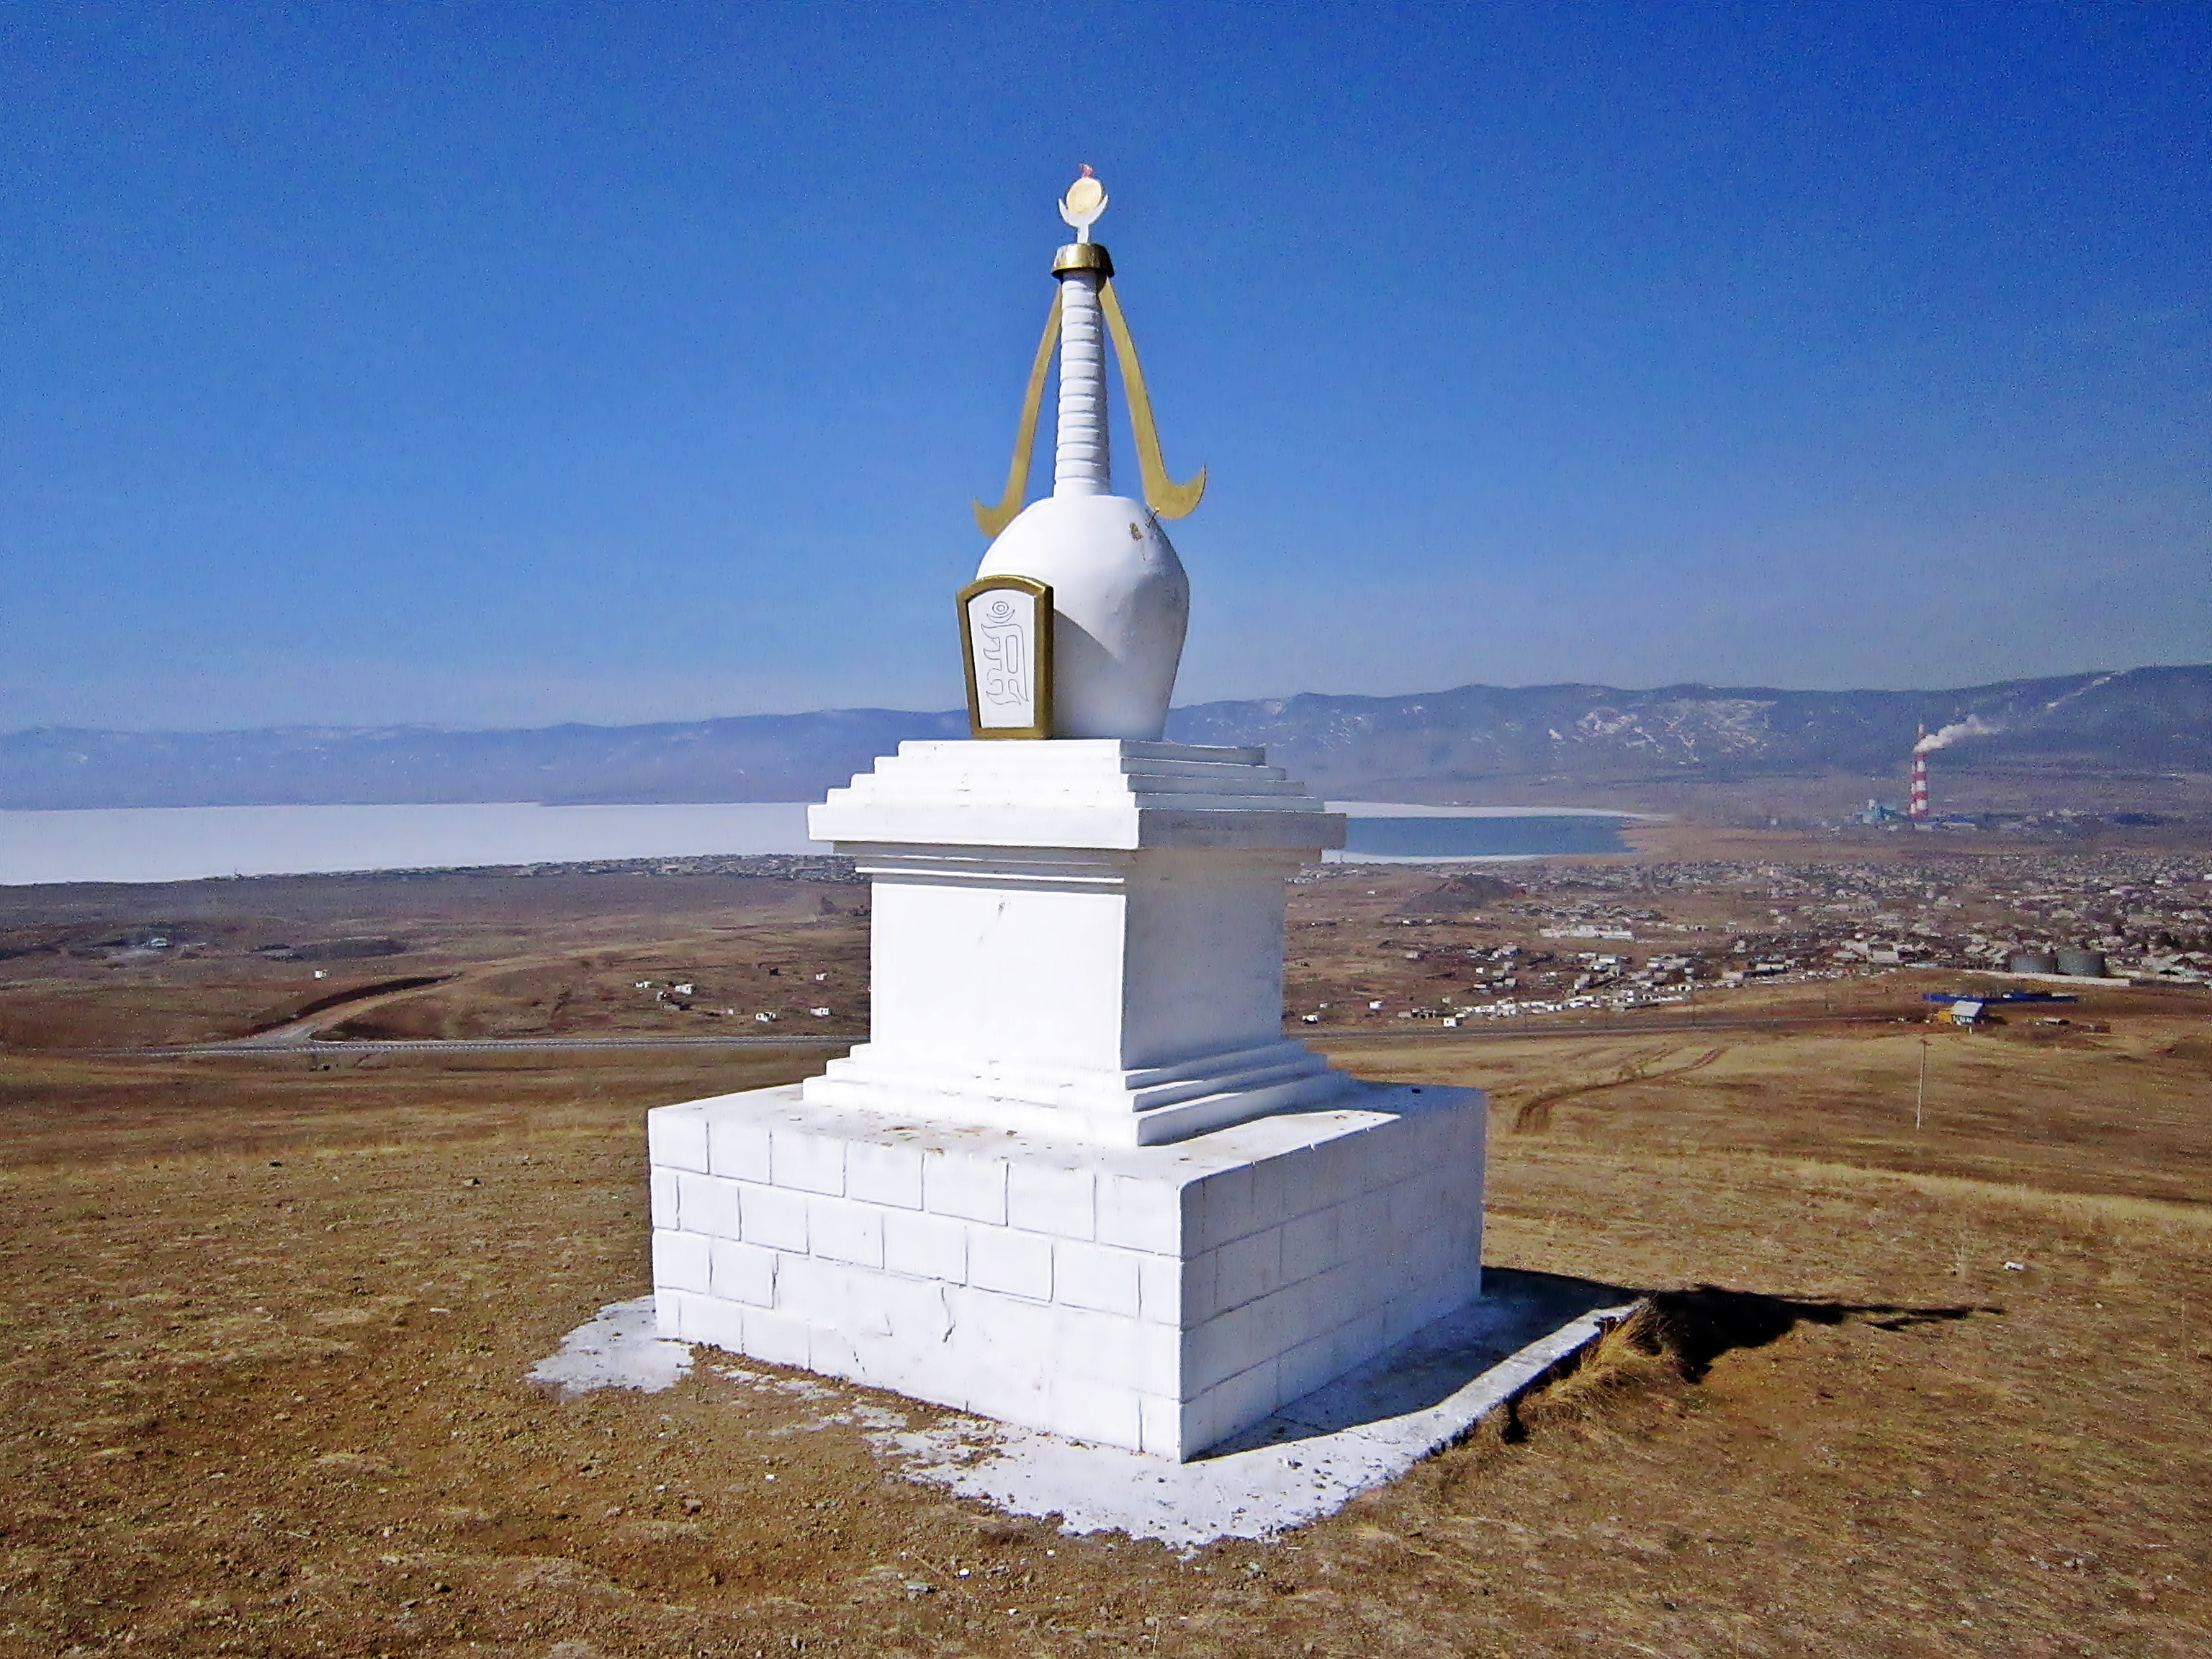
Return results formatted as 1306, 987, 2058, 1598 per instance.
2008, 950, 2059, 975
2056, 948, 2108, 979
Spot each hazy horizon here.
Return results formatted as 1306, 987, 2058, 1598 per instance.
6, 660, 2208, 739
5, 4, 2207, 731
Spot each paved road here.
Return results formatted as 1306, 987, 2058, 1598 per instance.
1324, 1012, 1907, 1043
114, 1010, 1905, 1061
130, 1033, 858, 1058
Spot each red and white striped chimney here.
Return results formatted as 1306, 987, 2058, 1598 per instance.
1909, 748, 1930, 819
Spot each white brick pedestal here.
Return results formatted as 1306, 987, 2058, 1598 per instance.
650, 1080, 1483, 1460
649, 739, 1488, 1459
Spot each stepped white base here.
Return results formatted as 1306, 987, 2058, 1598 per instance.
802, 1034, 1351, 1146
649, 1079, 1486, 1460
807, 739, 1348, 1147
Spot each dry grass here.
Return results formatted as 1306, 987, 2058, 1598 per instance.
1510, 1302, 1686, 1427
1, 869, 2208, 1656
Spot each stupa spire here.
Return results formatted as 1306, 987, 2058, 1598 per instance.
971, 171, 1205, 536
1052, 168, 1111, 496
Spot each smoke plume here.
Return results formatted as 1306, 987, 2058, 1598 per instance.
1914, 715, 2000, 754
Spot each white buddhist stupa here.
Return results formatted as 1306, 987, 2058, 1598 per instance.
647, 174, 1488, 1460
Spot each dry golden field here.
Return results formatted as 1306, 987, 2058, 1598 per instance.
1, 865, 2207, 1657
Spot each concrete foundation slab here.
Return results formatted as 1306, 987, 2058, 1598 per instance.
525, 1296, 693, 1400
536, 1268, 1633, 1545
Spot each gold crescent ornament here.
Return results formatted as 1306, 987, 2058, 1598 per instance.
973, 289, 1063, 537
1100, 278, 1206, 520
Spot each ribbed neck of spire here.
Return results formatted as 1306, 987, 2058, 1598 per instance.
1053, 269, 1110, 496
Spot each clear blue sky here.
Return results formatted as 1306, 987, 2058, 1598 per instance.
4, 1, 2207, 731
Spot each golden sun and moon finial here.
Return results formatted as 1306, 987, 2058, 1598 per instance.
973, 168, 1207, 536
1059, 164, 1107, 240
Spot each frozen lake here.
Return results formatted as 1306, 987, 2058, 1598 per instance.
0, 802, 827, 886
0, 800, 1646, 886
1326, 801, 1641, 863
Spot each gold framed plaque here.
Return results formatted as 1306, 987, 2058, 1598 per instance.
957, 574, 1054, 739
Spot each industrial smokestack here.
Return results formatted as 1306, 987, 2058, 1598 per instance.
1908, 725, 1930, 819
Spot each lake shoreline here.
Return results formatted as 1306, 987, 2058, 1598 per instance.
1, 801, 1648, 887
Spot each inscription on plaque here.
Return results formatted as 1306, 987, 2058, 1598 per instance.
957, 575, 1054, 739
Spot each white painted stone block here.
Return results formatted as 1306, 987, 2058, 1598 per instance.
771, 1129, 845, 1196
1205, 1356, 1281, 1441
1136, 1252, 1184, 1325
1007, 1161, 1097, 1238
968, 1226, 1054, 1301
1138, 1392, 1182, 1459
884, 1208, 968, 1282
1298, 1259, 1368, 1336
954, 1283, 1054, 1362
1249, 1146, 1313, 1233
739, 1182, 809, 1253
847, 1139, 924, 1209
853, 1326, 963, 1407
923, 1149, 1007, 1223
809, 1196, 886, 1268
1215, 1226, 1283, 1315
1387, 1172, 1452, 1237
1184, 1248, 1226, 1321
678, 1289, 747, 1353
707, 1115, 772, 1182
1188, 1295, 1263, 1395
1280, 1204, 1341, 1284
1053, 1238, 1142, 1317
1057, 1307, 1179, 1395
647, 1106, 709, 1173
709, 1238, 777, 1307
675, 1172, 742, 1241
809, 1324, 861, 1382
775, 1253, 850, 1318
744, 1306, 810, 1369
1276, 1323, 1342, 1406
648, 1166, 679, 1228
1098, 1170, 1179, 1252
958, 1291, 1054, 1419
853, 1269, 951, 1345
1051, 1373, 1144, 1449
1165, 1390, 1218, 1462
651, 1228, 711, 1295
1335, 1187, 1392, 1261
1339, 1305, 1389, 1375
655, 1287, 693, 1336
1187, 1164, 1257, 1254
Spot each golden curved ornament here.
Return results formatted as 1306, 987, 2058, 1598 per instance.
1098, 277, 1206, 520
973, 289, 1063, 538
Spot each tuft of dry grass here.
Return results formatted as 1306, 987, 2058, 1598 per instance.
1515, 1303, 1683, 1428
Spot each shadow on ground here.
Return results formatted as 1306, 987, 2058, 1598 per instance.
1641, 1283, 2000, 1382
1208, 1272, 2002, 1458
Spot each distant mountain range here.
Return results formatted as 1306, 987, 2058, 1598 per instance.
4, 666, 2206, 810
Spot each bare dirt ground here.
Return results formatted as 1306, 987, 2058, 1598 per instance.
1, 864, 2208, 1657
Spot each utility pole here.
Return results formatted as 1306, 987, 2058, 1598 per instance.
1915, 1033, 1928, 1132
